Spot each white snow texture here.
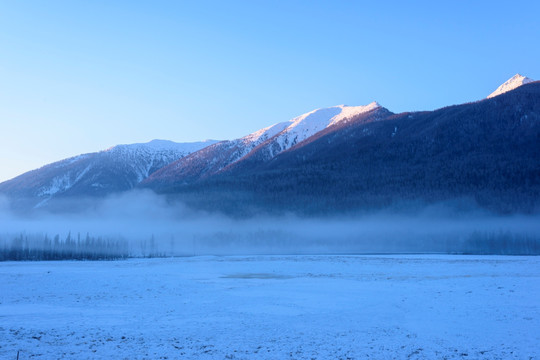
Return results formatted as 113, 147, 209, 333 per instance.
1, 255, 538, 359
487, 73, 534, 98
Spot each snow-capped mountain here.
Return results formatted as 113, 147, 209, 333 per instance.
257, 102, 382, 159
0, 139, 217, 208
102, 139, 219, 183
143, 102, 386, 186
487, 74, 534, 98
3, 74, 538, 215
157, 80, 540, 215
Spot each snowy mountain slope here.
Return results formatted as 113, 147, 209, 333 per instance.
238, 102, 386, 162
102, 140, 219, 183
270, 102, 381, 156
142, 122, 292, 186
487, 74, 534, 98
4, 75, 539, 214
144, 102, 385, 186
0, 139, 217, 208
155, 81, 540, 215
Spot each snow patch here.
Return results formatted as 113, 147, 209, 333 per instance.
38, 174, 73, 196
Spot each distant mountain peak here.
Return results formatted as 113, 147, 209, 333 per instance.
487, 73, 534, 99
104, 139, 218, 153
141, 101, 386, 186
239, 102, 381, 148
329, 102, 381, 125
283, 102, 381, 137
0, 139, 218, 208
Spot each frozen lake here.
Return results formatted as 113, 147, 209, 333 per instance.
1, 255, 539, 359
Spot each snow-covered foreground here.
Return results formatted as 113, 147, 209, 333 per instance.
1, 255, 539, 359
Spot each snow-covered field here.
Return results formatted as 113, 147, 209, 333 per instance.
1, 255, 539, 359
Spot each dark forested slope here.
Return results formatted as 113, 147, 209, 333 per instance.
157, 82, 540, 215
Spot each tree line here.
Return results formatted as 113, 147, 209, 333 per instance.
0, 232, 135, 261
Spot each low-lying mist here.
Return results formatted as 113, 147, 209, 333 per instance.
1, 190, 539, 260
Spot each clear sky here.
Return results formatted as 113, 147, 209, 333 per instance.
1, 0, 539, 182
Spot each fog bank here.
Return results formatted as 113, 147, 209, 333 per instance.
1, 191, 539, 258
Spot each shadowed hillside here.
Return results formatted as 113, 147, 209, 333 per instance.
155, 82, 540, 215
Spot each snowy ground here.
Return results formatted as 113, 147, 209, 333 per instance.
1, 255, 539, 359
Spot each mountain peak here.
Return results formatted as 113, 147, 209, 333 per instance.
241, 102, 382, 145
104, 139, 219, 153
487, 74, 534, 99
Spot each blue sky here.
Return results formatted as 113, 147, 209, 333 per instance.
1, 0, 539, 181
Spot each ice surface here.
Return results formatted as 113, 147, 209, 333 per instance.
1, 255, 539, 359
